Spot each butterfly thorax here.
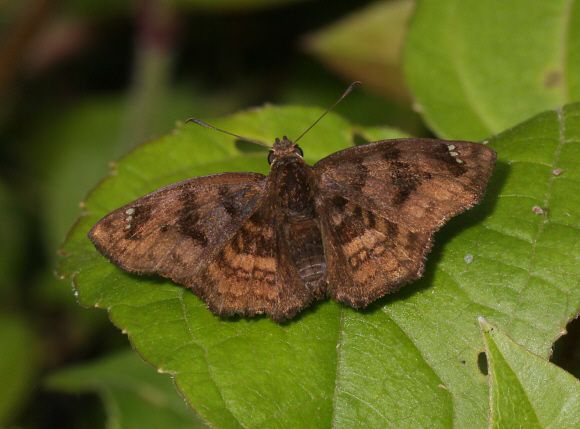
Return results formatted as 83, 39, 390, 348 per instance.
269, 138, 313, 213
274, 160, 315, 214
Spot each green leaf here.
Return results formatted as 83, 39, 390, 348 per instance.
479, 318, 580, 429
304, 0, 415, 102
404, 0, 580, 141
0, 315, 40, 425
59, 103, 580, 428
45, 349, 207, 429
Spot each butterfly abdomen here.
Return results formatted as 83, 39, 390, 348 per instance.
283, 217, 326, 298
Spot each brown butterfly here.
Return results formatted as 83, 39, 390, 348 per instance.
89, 85, 497, 322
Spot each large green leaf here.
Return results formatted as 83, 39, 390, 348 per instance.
404, 0, 580, 141
479, 318, 580, 428
59, 103, 580, 428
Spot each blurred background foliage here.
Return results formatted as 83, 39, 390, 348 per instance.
0, 0, 578, 428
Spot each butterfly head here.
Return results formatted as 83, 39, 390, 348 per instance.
268, 136, 304, 165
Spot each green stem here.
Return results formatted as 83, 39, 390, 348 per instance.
122, 0, 178, 150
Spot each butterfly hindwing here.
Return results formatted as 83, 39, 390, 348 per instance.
192, 196, 315, 322
318, 195, 432, 307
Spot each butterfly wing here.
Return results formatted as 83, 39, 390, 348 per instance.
89, 172, 269, 284
90, 172, 315, 321
314, 138, 497, 307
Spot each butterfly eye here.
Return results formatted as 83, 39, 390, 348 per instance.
268, 151, 276, 165
295, 146, 304, 157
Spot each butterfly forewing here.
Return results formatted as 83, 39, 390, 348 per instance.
89, 173, 268, 283
315, 139, 497, 230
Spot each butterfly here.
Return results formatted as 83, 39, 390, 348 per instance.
89, 86, 497, 322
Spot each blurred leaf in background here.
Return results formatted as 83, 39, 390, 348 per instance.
0, 314, 40, 425
46, 349, 208, 429
404, 0, 580, 141
304, 0, 415, 103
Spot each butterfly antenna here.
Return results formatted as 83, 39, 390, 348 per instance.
293, 81, 361, 144
185, 118, 272, 148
